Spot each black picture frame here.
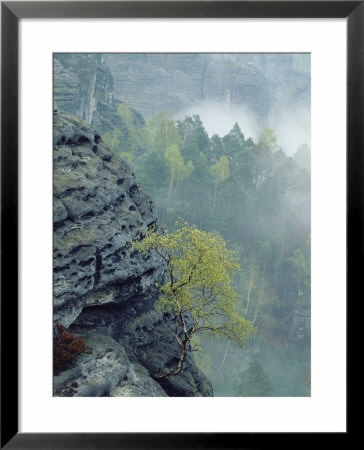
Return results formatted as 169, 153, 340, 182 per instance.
1, 1, 357, 448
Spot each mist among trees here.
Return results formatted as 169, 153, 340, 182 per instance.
102, 105, 311, 396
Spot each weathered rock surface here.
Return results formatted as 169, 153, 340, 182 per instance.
53, 331, 167, 397
54, 54, 144, 137
68, 303, 212, 397
53, 110, 162, 327
54, 55, 113, 127
53, 110, 213, 397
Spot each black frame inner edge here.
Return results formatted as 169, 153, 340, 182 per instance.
1, 1, 359, 448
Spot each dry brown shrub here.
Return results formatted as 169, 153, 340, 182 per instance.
53, 323, 85, 372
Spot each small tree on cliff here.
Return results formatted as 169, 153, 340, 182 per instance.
132, 220, 256, 378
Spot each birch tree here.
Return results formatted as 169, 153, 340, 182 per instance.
209, 156, 230, 215
132, 220, 256, 378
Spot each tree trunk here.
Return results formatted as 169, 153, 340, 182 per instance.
244, 269, 254, 318
212, 182, 219, 217
221, 341, 231, 367
155, 339, 188, 378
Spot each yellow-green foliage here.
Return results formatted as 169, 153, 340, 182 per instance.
257, 127, 278, 152
132, 220, 256, 350
209, 155, 230, 184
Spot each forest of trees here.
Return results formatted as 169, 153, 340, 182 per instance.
103, 104, 311, 396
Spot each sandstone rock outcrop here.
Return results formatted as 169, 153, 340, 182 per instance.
54, 54, 144, 137
53, 110, 162, 327
53, 110, 213, 397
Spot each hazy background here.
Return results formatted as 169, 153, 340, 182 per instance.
54, 52, 311, 396
106, 53, 310, 155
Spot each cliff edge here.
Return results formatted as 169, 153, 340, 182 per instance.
53, 110, 213, 397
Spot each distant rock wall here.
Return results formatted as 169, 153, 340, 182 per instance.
54, 55, 112, 123
53, 110, 213, 397
106, 53, 310, 121
54, 54, 138, 137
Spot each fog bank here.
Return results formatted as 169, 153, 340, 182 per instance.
176, 101, 310, 156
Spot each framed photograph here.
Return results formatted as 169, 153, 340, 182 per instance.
1, 1, 357, 448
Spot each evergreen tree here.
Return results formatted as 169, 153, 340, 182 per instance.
209, 134, 224, 163
178, 115, 210, 162
223, 123, 245, 159
100, 108, 311, 396
236, 360, 274, 396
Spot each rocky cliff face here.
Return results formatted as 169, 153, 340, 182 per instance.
53, 110, 213, 397
54, 54, 144, 137
105, 53, 310, 122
